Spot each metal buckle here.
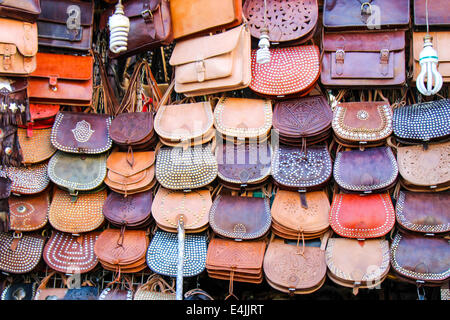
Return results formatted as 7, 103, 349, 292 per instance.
141, 9, 153, 21
380, 49, 389, 64
361, 2, 372, 15
13, 232, 22, 239
335, 49, 345, 63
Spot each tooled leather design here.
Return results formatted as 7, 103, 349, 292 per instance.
103, 190, 152, 226
110, 112, 153, 144
244, 0, 318, 42
206, 238, 266, 269
9, 192, 49, 231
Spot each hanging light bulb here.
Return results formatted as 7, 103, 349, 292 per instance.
108, 0, 130, 54
416, 34, 443, 96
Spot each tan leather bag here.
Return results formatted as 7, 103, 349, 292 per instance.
17, 128, 56, 165
169, 24, 251, 96
413, 32, 450, 82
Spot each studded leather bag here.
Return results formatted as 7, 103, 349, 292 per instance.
43, 230, 100, 274
8, 189, 49, 233
325, 238, 390, 295
392, 99, 450, 144
329, 193, 395, 239
134, 274, 176, 300
250, 45, 320, 98
0, 232, 44, 274
99, 278, 134, 301
1, 282, 38, 300
270, 189, 330, 240
414, 0, 450, 26
395, 191, 450, 236
17, 128, 56, 165
333, 146, 398, 193
0, 161, 50, 195
0, 77, 30, 126
37, 0, 94, 51
0, 0, 41, 23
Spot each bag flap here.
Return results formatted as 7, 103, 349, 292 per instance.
9, 191, 49, 232
0, 163, 50, 195
121, 0, 161, 18
31, 53, 93, 81
0, 0, 41, 14
0, 233, 44, 273
103, 190, 152, 226
0, 18, 38, 57
38, 0, 93, 26
414, 0, 450, 26
107, 150, 155, 177
323, 31, 405, 52
109, 112, 154, 145
413, 32, 450, 63
29, 104, 60, 121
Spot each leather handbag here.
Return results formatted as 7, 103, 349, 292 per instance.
273, 96, 333, 147
392, 99, 450, 144
8, 190, 49, 233
321, 30, 406, 87
271, 144, 332, 192
263, 233, 329, 295
209, 194, 271, 241
49, 187, 106, 234
323, 0, 410, 29
101, 0, 173, 59
99, 279, 134, 301
0, 232, 44, 274
48, 151, 107, 196
396, 191, 450, 236
104, 150, 156, 196
0, 161, 50, 195
250, 45, 320, 98
332, 101, 393, 147
216, 142, 272, 191
1, 282, 37, 300
0, 125, 22, 167
28, 53, 94, 106
0, 18, 37, 76
103, 190, 153, 229
170, 0, 242, 40
94, 228, 149, 273
271, 189, 330, 240
18, 104, 60, 137
152, 187, 211, 233
110, 112, 157, 150
17, 128, 56, 165
244, 0, 318, 44
325, 238, 390, 295
0, 0, 41, 23
147, 230, 208, 278
37, 0, 94, 51
169, 24, 251, 97
390, 233, 450, 288
0, 77, 29, 126
333, 146, 398, 193
43, 230, 100, 274
413, 33, 450, 83
34, 272, 99, 300
134, 274, 176, 300
214, 97, 272, 142
155, 144, 218, 191
330, 193, 395, 239
414, 0, 450, 26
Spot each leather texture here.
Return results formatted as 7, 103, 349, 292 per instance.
321, 30, 406, 87
169, 24, 251, 96
109, 112, 155, 149
1, 282, 37, 300
0, 161, 49, 195
0, 77, 29, 126
18, 104, 60, 137
0, 232, 44, 274
0, 0, 41, 23
37, 0, 94, 51
0, 124, 22, 167
414, 0, 450, 26
0, 18, 37, 76
28, 53, 94, 106
170, 0, 242, 39
8, 190, 49, 232
17, 128, 56, 164
413, 32, 450, 82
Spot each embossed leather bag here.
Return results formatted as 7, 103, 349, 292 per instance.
28, 53, 94, 106
37, 0, 94, 51
155, 145, 218, 191
103, 190, 153, 229
48, 187, 106, 234
216, 142, 272, 191
273, 96, 333, 147
169, 24, 251, 97
271, 189, 330, 240
134, 274, 175, 300
209, 194, 271, 241
323, 0, 410, 29
333, 146, 398, 193
325, 238, 390, 295
250, 45, 320, 98
8, 190, 49, 233
152, 187, 211, 233
0, 18, 37, 76
48, 151, 107, 196
0, 161, 50, 195
271, 144, 332, 192
43, 230, 100, 274
17, 128, 56, 165
0, 232, 44, 274
244, 0, 318, 44
392, 99, 450, 144
321, 31, 406, 87
0, 0, 41, 23
0, 77, 29, 126
330, 193, 395, 239
110, 112, 157, 150
94, 228, 149, 273
170, 0, 242, 40
214, 97, 272, 142
413, 33, 450, 83
414, 0, 450, 26
396, 191, 450, 236
390, 233, 450, 287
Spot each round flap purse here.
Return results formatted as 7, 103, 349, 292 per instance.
0, 161, 50, 195
8, 189, 49, 232
17, 127, 56, 164
110, 112, 156, 151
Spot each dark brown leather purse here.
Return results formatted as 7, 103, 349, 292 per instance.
0, 125, 22, 167
0, 0, 41, 23
414, 0, 450, 27
0, 77, 29, 126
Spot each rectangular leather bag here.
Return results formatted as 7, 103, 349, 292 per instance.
169, 24, 251, 97
413, 32, 450, 83
321, 30, 406, 87
323, 0, 410, 29
0, 0, 41, 23
28, 53, 93, 106
414, 0, 450, 26
170, 0, 242, 40
37, 0, 94, 51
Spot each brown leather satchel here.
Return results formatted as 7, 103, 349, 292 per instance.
28, 53, 94, 106
170, 0, 242, 40
37, 0, 94, 51
8, 190, 49, 233
101, 0, 173, 59
414, 0, 450, 26
17, 128, 56, 165
321, 30, 406, 87
0, 161, 50, 195
0, 0, 41, 23
0, 77, 30, 126
0, 18, 37, 76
